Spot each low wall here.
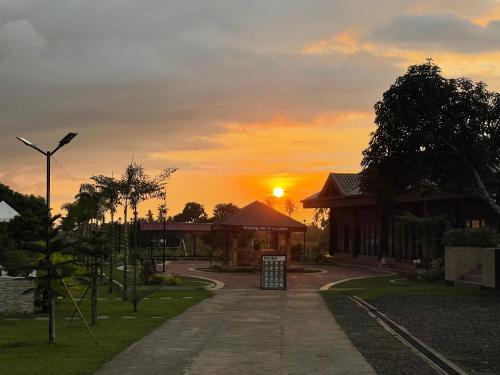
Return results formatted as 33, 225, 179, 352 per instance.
0, 277, 35, 314
445, 246, 498, 288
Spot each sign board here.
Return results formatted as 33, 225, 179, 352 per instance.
261, 255, 287, 290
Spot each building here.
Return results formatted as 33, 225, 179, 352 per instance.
302, 173, 499, 268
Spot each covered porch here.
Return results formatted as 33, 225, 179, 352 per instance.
212, 201, 306, 269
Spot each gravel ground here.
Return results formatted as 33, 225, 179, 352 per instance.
322, 294, 438, 375
372, 294, 500, 375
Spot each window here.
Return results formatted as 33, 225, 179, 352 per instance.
466, 219, 486, 229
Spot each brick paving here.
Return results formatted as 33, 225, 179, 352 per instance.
162, 261, 385, 290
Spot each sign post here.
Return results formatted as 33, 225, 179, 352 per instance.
261, 255, 287, 290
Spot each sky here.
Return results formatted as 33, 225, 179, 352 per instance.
2, 0, 500, 222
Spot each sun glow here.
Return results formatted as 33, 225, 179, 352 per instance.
273, 186, 284, 198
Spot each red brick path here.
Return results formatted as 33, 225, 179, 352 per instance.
162, 261, 385, 290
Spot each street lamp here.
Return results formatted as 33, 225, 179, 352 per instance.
16, 132, 78, 344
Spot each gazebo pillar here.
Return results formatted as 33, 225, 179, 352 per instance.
285, 231, 292, 267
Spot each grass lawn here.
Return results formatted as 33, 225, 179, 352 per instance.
0, 284, 211, 375
322, 274, 490, 299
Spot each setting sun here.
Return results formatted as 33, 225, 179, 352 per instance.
273, 186, 284, 198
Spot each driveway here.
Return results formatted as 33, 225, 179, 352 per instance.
164, 260, 384, 290
94, 289, 375, 375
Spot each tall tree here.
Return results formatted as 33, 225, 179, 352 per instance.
212, 203, 239, 221
125, 162, 176, 312
173, 202, 207, 223
361, 61, 500, 218
91, 175, 121, 293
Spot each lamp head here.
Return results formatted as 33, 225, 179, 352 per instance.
16, 137, 37, 148
59, 132, 78, 146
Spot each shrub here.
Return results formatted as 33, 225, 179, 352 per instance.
150, 273, 165, 285
164, 273, 182, 285
421, 258, 445, 281
141, 261, 156, 284
442, 228, 498, 247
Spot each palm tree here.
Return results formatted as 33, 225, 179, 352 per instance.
90, 175, 120, 293
125, 162, 176, 311
284, 199, 297, 217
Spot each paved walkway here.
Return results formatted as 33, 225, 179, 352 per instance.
94, 289, 375, 375
164, 261, 384, 290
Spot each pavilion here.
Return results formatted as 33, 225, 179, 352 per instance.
139, 201, 306, 269
213, 201, 307, 269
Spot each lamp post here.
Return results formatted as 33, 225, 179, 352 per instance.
16, 133, 78, 344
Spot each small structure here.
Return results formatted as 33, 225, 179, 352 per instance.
0, 201, 35, 314
0, 201, 19, 222
303, 172, 500, 268
213, 201, 307, 269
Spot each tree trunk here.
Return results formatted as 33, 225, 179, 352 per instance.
91, 261, 98, 325
108, 213, 115, 294
132, 210, 138, 312
122, 206, 128, 300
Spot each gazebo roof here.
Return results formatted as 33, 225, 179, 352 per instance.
213, 200, 306, 232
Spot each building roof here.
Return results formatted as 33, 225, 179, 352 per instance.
329, 173, 361, 195
0, 201, 20, 222
301, 173, 361, 206
140, 222, 212, 232
213, 200, 306, 232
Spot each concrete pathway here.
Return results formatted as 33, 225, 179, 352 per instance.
94, 289, 375, 375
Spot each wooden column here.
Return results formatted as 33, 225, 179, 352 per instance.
285, 231, 292, 267
192, 233, 197, 257
329, 209, 338, 256
223, 231, 230, 265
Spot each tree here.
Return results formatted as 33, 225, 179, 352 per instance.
10, 215, 76, 343
212, 203, 239, 221
284, 199, 297, 217
173, 202, 207, 223
145, 210, 155, 222
124, 162, 176, 312
157, 203, 168, 221
361, 61, 500, 219
90, 175, 121, 293
71, 230, 111, 325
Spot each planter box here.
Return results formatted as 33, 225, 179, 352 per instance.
445, 246, 499, 289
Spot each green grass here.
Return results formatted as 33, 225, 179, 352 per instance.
0, 284, 211, 375
111, 266, 214, 288
322, 274, 491, 300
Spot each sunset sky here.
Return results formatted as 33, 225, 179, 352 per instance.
2, 1, 500, 221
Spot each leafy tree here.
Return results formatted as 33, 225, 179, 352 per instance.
361, 61, 500, 218
173, 202, 207, 223
212, 203, 239, 221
